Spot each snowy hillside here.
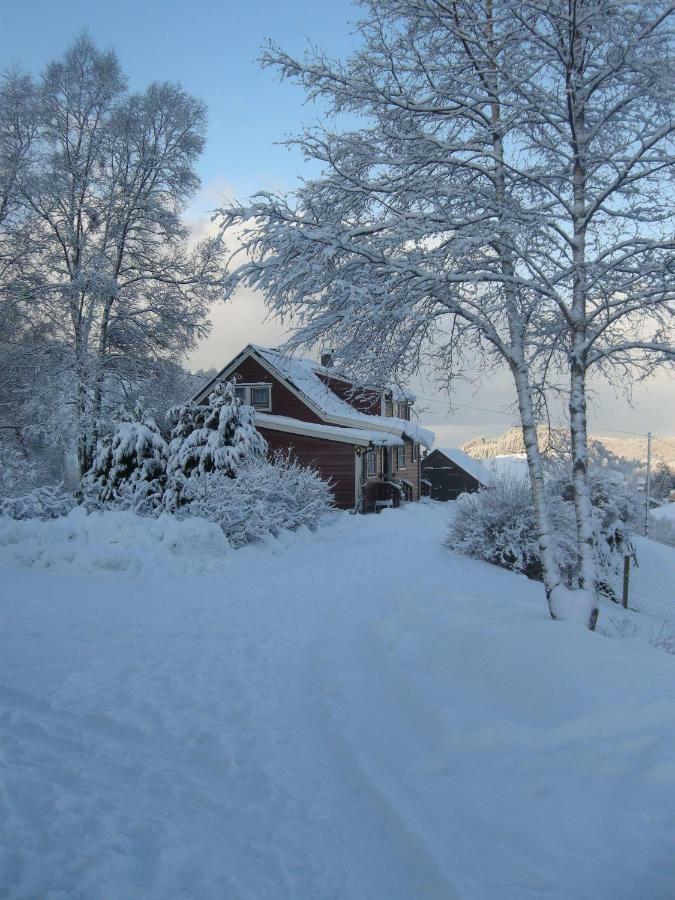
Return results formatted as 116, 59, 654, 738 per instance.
1, 503, 674, 899
463, 427, 675, 469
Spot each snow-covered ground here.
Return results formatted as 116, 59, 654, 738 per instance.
649, 502, 675, 549
652, 501, 675, 521
1, 503, 674, 899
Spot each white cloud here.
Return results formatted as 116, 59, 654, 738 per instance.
188, 286, 290, 372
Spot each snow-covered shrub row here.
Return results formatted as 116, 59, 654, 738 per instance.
448, 467, 640, 597
0, 507, 229, 575
80, 382, 334, 546
0, 484, 76, 521
178, 453, 334, 547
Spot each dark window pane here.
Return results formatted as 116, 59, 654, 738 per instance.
251, 386, 270, 408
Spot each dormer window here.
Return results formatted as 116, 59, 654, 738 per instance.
396, 401, 410, 421
234, 383, 272, 411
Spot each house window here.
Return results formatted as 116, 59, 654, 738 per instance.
412, 441, 419, 462
367, 448, 377, 477
234, 383, 272, 411
250, 386, 271, 409
397, 443, 405, 468
396, 401, 410, 421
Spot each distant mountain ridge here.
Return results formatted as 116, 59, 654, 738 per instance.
462, 427, 675, 469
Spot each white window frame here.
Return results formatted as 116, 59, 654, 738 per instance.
397, 443, 405, 468
234, 382, 272, 411
367, 448, 378, 477
412, 441, 419, 462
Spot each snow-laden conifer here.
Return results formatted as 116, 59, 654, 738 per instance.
164, 381, 266, 509
83, 402, 168, 513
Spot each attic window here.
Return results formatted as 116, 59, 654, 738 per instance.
234, 383, 272, 411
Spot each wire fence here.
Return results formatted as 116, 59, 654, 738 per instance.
624, 523, 675, 633
647, 514, 675, 549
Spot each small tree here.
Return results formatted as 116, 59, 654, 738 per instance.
652, 462, 674, 501
83, 402, 168, 512
164, 381, 266, 509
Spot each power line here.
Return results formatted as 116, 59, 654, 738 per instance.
415, 394, 518, 418
414, 394, 674, 448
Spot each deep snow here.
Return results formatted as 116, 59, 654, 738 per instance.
1, 503, 674, 899
652, 501, 675, 521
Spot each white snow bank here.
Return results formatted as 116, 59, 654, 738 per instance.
0, 507, 229, 575
652, 501, 675, 521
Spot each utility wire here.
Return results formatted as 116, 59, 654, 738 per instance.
417, 392, 674, 445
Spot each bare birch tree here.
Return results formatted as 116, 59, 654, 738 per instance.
219, 0, 578, 620
507, 0, 675, 611
219, 0, 674, 628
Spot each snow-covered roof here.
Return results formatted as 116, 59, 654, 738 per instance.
247, 345, 434, 448
429, 448, 494, 487
254, 413, 404, 447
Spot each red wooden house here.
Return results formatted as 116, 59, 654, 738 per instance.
194, 344, 435, 512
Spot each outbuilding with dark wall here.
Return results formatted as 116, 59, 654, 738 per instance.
422, 448, 492, 501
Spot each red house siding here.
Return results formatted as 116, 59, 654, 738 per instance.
258, 427, 357, 509
229, 356, 324, 423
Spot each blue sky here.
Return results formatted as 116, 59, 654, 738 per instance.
0, 0, 355, 198
1, 0, 672, 446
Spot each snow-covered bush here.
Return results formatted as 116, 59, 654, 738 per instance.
448, 466, 640, 597
164, 381, 266, 510
82, 403, 168, 515
178, 453, 334, 547
0, 484, 76, 520
447, 477, 576, 581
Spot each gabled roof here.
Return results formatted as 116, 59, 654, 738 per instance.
425, 447, 494, 487
195, 344, 435, 449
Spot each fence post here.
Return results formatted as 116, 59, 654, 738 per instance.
622, 556, 630, 610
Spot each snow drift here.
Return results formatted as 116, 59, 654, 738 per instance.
0, 507, 229, 576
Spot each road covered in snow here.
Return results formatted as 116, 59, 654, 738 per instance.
1, 502, 674, 899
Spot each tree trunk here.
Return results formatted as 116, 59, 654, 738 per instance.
569, 344, 599, 630
481, 0, 564, 619
90, 296, 114, 458
568, 114, 599, 629
74, 326, 91, 476
510, 358, 563, 618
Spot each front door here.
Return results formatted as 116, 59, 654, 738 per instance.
382, 447, 390, 480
